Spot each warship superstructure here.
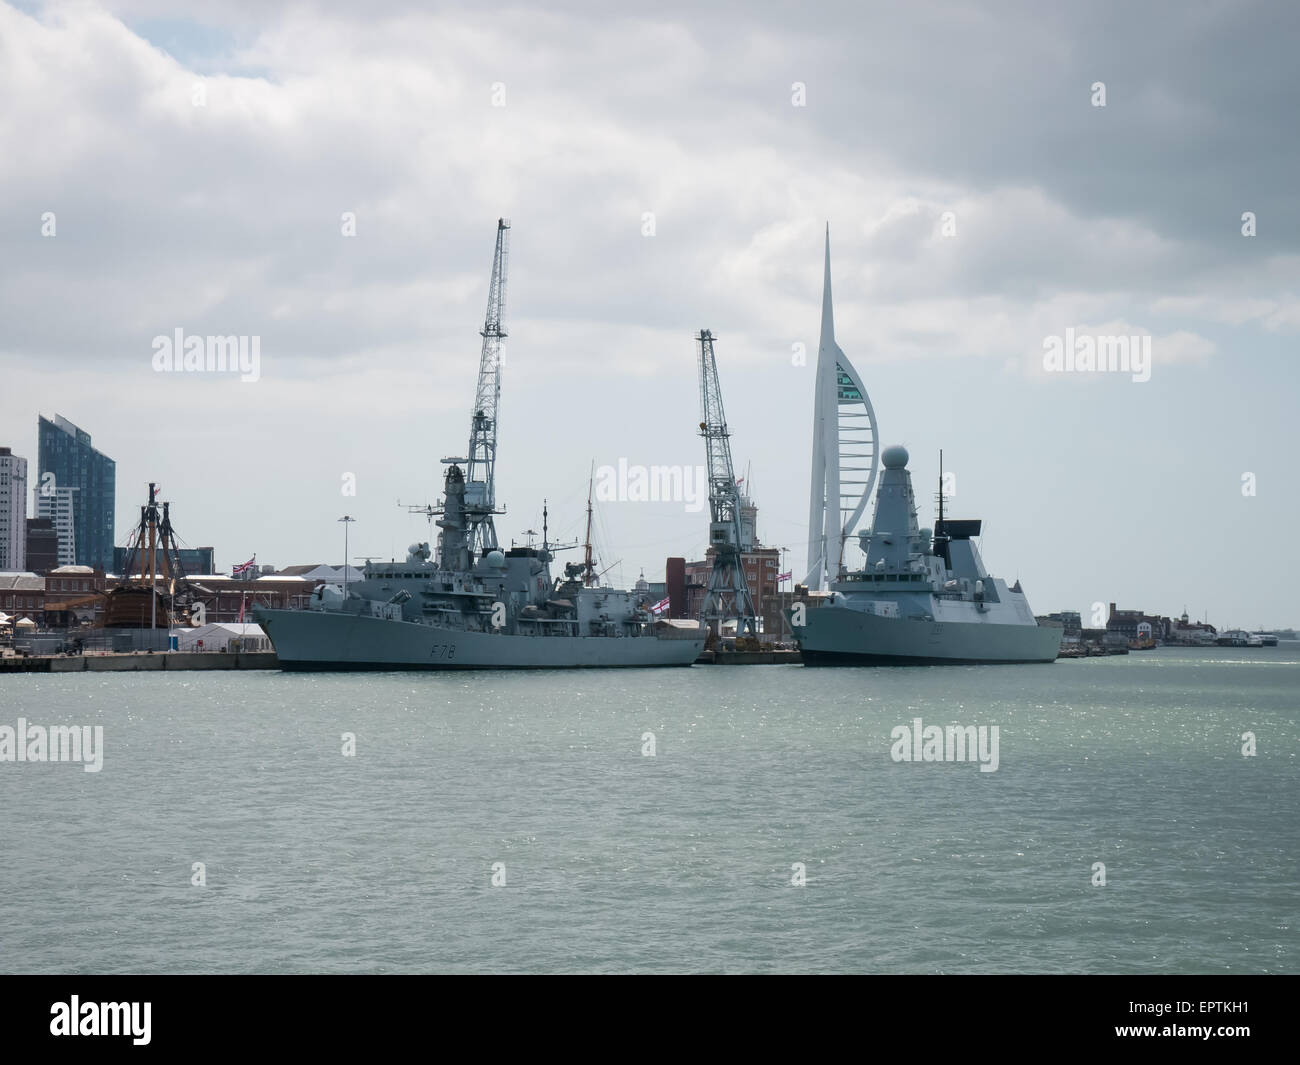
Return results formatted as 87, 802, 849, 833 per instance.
254, 219, 704, 670
790, 446, 1062, 665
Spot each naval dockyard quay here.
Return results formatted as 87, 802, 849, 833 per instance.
0, 0, 1294, 1030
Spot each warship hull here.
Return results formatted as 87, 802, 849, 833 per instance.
795, 606, 1062, 665
254, 607, 704, 670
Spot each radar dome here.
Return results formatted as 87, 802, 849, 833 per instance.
485, 550, 507, 569
881, 445, 909, 469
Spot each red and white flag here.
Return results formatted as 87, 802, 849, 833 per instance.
232, 555, 256, 576
650, 597, 670, 615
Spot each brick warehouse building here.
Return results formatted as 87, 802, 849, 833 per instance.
185, 574, 319, 623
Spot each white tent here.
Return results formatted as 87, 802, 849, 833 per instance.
177, 622, 269, 652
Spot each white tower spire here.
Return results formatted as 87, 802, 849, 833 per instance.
804, 225, 879, 589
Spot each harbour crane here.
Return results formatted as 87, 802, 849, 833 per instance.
461, 217, 511, 558
403, 220, 512, 559
695, 329, 758, 641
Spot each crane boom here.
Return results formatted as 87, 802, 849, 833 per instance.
696, 329, 758, 640
464, 218, 510, 556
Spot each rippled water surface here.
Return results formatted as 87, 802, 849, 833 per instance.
1, 646, 1296, 973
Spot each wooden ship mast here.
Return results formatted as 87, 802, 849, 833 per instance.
101, 482, 196, 628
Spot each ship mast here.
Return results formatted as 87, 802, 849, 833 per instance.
582, 463, 596, 586
463, 218, 511, 558
937, 449, 944, 529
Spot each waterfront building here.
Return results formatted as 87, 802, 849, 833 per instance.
0, 571, 45, 625
1043, 610, 1083, 636
1107, 603, 1171, 642
273, 563, 365, 582
37, 414, 115, 571
184, 574, 321, 622
34, 485, 77, 567
0, 447, 26, 571
42, 565, 106, 626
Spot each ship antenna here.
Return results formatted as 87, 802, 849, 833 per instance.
937, 449, 945, 530
542, 499, 549, 551
583, 461, 596, 586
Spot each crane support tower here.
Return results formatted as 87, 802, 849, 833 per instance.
695, 329, 758, 641
463, 218, 511, 557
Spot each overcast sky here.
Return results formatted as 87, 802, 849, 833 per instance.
2, 0, 1297, 626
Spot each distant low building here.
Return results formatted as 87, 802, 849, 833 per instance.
0, 572, 45, 626
1170, 611, 1217, 644
273, 563, 364, 582
1106, 603, 1170, 642
1043, 611, 1082, 636
43, 564, 107, 626
628, 571, 666, 608
186, 574, 320, 622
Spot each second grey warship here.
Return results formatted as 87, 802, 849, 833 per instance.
790, 446, 1062, 665
255, 219, 704, 670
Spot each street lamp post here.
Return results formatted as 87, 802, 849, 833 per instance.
339, 516, 355, 598
780, 546, 788, 642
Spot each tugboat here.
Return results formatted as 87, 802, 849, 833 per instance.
790, 446, 1062, 665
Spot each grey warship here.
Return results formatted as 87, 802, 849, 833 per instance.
790, 446, 1062, 665
254, 463, 703, 670
254, 219, 704, 670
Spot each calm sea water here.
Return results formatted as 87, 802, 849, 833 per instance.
1, 645, 1296, 974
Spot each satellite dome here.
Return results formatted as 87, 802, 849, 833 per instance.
485, 550, 507, 569
881, 445, 909, 469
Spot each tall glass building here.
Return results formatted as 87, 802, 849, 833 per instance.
37, 414, 115, 571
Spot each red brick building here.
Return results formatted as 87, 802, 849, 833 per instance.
43, 565, 108, 625
187, 575, 319, 623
